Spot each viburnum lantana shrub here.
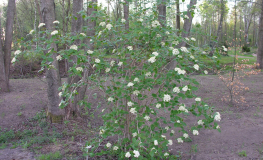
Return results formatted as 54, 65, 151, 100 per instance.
16, 2, 221, 159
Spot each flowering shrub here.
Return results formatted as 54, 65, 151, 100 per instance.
17, 2, 221, 159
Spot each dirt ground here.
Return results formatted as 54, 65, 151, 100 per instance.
0, 73, 263, 159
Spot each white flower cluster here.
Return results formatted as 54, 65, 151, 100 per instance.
174, 68, 186, 75
80, 33, 86, 36
38, 23, 45, 28
51, 30, 58, 36
222, 46, 227, 52
127, 82, 134, 87
177, 138, 183, 143
14, 50, 21, 55
95, 58, 100, 63
29, 30, 34, 34
106, 24, 113, 30
144, 115, 150, 121
156, 103, 161, 108
193, 64, 199, 70
70, 45, 78, 50
185, 37, 189, 41
108, 97, 114, 102
152, 20, 160, 28
214, 112, 221, 121
193, 130, 199, 135
178, 105, 188, 113
183, 133, 189, 138
87, 50, 93, 54
173, 41, 179, 45
173, 87, 180, 93
148, 51, 159, 63
118, 61, 123, 66
145, 72, 151, 77
99, 22, 106, 26
163, 94, 171, 102
76, 67, 83, 72
53, 20, 59, 24
121, 19, 126, 23
182, 85, 188, 91
130, 108, 137, 114
11, 57, 16, 63
172, 48, 179, 55
133, 90, 140, 96
197, 120, 204, 125
105, 68, 110, 73
195, 97, 201, 101
191, 37, 196, 41
184, 15, 189, 19
180, 47, 189, 53
127, 101, 134, 106
204, 70, 208, 74
127, 46, 133, 51
56, 55, 62, 61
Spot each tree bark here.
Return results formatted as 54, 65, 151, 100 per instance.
216, 0, 224, 47
123, 0, 129, 31
67, 0, 83, 117
176, 0, 180, 32
179, 0, 197, 47
35, 0, 42, 22
1, 0, 16, 92
41, 0, 64, 123
256, 0, 263, 69
157, 0, 166, 27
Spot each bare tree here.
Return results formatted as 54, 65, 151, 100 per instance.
176, 0, 180, 32
179, 0, 197, 47
0, 0, 16, 92
157, 0, 166, 27
41, 0, 64, 123
256, 0, 263, 69
123, 0, 129, 31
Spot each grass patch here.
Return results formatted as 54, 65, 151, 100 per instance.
37, 151, 62, 160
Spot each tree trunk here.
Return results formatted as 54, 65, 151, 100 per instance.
35, 0, 42, 22
41, 0, 64, 123
216, 0, 224, 47
176, 0, 180, 32
157, 0, 166, 27
179, 0, 197, 47
0, 10, 8, 92
256, 0, 263, 69
123, 0, 129, 31
67, 0, 83, 117
1, 0, 16, 92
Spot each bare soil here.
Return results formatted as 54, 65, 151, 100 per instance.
0, 73, 263, 159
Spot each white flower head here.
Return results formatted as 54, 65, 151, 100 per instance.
197, 120, 204, 125
70, 45, 78, 50
168, 139, 173, 145
185, 37, 189, 41
58, 92, 62, 97
191, 37, 196, 41
171, 130, 175, 134
133, 150, 140, 158
173, 41, 179, 45
130, 108, 137, 114
177, 138, 183, 143
152, 20, 160, 28
113, 146, 118, 150
105, 68, 110, 73
56, 55, 62, 61
161, 135, 166, 139
99, 129, 105, 134
53, 20, 59, 24
184, 15, 189, 19
182, 85, 188, 92
138, 18, 143, 22
152, 52, 159, 56
127, 46, 133, 51
164, 152, 169, 156
144, 115, 150, 121
214, 112, 221, 121
180, 47, 189, 53
204, 70, 208, 74
213, 56, 217, 59
173, 49, 179, 55
154, 104, 161, 109
11, 57, 16, 63
80, 33, 86, 36
127, 101, 134, 107
216, 125, 220, 129
106, 24, 113, 30
76, 67, 83, 72
51, 30, 58, 36
87, 50, 93, 54
134, 77, 139, 82
110, 60, 115, 66
127, 82, 134, 87
193, 64, 199, 70
165, 126, 169, 130
121, 19, 126, 23
156, 34, 161, 38
98, 31, 102, 36
133, 90, 140, 96
99, 22, 106, 26
148, 56, 156, 63
95, 58, 100, 63
14, 50, 21, 55
29, 30, 34, 34
145, 72, 151, 77
161, 42, 165, 46
154, 140, 158, 145
118, 61, 123, 66
125, 152, 131, 158
177, 120, 180, 123
106, 142, 111, 148
190, 55, 195, 59
108, 97, 114, 102
163, 94, 171, 102
193, 130, 199, 135
165, 31, 170, 35
195, 97, 201, 102
38, 23, 45, 28
173, 87, 180, 93
132, 132, 137, 137
183, 133, 189, 138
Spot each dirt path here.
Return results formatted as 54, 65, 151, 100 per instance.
1, 73, 263, 159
